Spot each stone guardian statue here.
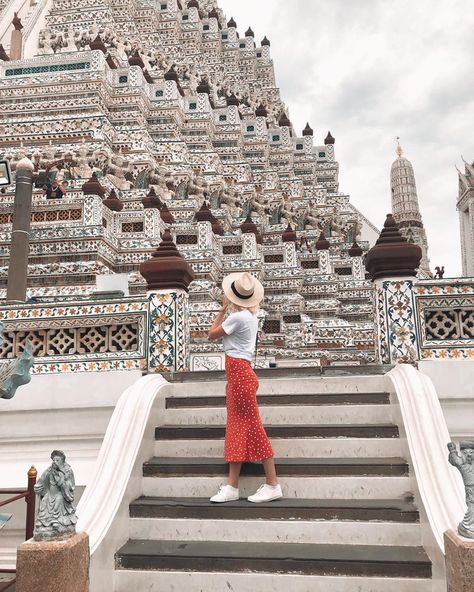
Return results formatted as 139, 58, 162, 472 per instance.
448, 441, 474, 539
33, 450, 78, 540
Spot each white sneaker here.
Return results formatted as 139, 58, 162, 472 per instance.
210, 484, 239, 503
248, 483, 283, 503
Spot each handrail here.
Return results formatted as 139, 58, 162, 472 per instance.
0, 466, 37, 592
76, 374, 169, 555
388, 364, 465, 552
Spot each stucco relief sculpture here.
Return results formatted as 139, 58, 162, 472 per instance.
34, 450, 78, 540
448, 441, 474, 539
0, 323, 33, 400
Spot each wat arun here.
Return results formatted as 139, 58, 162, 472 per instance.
0, 0, 383, 369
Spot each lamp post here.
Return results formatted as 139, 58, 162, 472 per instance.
6, 157, 34, 303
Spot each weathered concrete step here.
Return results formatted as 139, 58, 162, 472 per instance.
143, 457, 409, 478
142, 475, 412, 500
154, 436, 403, 459
164, 404, 392, 425
168, 375, 388, 397
128, 516, 421, 546
116, 539, 431, 578
165, 365, 392, 383
166, 392, 391, 408
115, 570, 432, 592
155, 424, 399, 440
130, 496, 419, 522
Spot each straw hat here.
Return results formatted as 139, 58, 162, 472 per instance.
222, 272, 264, 308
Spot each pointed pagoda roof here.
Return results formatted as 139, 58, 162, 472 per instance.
282, 223, 297, 242
240, 212, 262, 244
316, 231, 330, 250
139, 229, 195, 292
324, 131, 335, 145
142, 186, 163, 210
103, 189, 124, 212
255, 103, 268, 117
82, 172, 106, 197
227, 16, 237, 28
348, 241, 363, 257
302, 122, 313, 136
261, 36, 270, 46
245, 27, 254, 37
159, 203, 175, 225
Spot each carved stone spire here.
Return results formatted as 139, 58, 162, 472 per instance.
82, 173, 106, 197
365, 214, 421, 280
102, 189, 124, 212
139, 229, 195, 291
240, 212, 262, 244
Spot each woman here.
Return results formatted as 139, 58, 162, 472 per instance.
208, 271, 282, 503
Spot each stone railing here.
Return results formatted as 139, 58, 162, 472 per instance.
0, 290, 190, 374
374, 277, 474, 364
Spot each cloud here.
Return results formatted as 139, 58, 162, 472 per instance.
218, 0, 474, 275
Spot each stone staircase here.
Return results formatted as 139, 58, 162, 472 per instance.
114, 372, 433, 591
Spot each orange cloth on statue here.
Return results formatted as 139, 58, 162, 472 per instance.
224, 355, 274, 463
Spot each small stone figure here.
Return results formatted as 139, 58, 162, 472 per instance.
434, 266, 445, 279
448, 441, 474, 539
33, 450, 77, 540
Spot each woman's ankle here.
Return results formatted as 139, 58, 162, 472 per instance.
266, 480, 279, 487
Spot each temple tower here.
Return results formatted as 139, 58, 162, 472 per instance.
457, 157, 474, 276
390, 141, 431, 276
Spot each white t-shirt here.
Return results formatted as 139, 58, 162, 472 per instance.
222, 309, 258, 362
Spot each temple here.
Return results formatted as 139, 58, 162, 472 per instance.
0, 2, 474, 592
0, 0, 381, 369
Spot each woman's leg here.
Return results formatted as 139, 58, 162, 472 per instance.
262, 457, 278, 486
228, 462, 242, 488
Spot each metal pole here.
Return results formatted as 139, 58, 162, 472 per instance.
6, 160, 34, 302
25, 465, 37, 541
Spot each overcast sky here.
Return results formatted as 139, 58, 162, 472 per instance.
219, 0, 474, 277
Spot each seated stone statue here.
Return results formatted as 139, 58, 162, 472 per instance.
34, 450, 77, 540
448, 441, 474, 539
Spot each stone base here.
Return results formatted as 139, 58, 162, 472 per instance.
16, 531, 89, 592
445, 529, 474, 592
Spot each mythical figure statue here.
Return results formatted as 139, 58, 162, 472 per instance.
33, 450, 77, 540
448, 441, 474, 539
0, 323, 33, 400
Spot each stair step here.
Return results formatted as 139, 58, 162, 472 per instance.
154, 436, 402, 459
164, 404, 392, 425
155, 424, 399, 440
130, 496, 419, 522
166, 392, 391, 408
143, 457, 409, 477
115, 570, 432, 592
116, 539, 431, 578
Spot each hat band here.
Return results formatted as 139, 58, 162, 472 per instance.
231, 281, 254, 300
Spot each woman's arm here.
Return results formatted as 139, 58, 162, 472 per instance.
208, 297, 229, 340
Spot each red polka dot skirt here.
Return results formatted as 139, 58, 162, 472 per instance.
224, 355, 274, 463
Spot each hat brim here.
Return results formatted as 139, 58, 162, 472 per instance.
222, 273, 264, 308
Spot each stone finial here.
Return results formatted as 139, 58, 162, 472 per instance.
240, 212, 262, 244
128, 50, 145, 68
12, 12, 23, 30
188, 0, 199, 7
226, 93, 240, 106
102, 189, 124, 212
82, 173, 106, 197
208, 8, 218, 19
0, 44, 10, 61
302, 122, 313, 136
365, 214, 422, 280
316, 231, 330, 250
89, 35, 107, 54
255, 103, 268, 117
159, 202, 175, 224
348, 241, 363, 257
164, 65, 179, 82
282, 223, 297, 243
448, 441, 474, 539
245, 27, 255, 37
261, 36, 270, 46
279, 113, 291, 127
142, 186, 163, 209
139, 229, 195, 291
227, 17, 237, 28
324, 131, 335, 145
16, 157, 34, 172
197, 77, 211, 95
33, 451, 77, 540
195, 202, 224, 235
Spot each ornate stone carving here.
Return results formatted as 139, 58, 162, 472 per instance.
448, 442, 474, 539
